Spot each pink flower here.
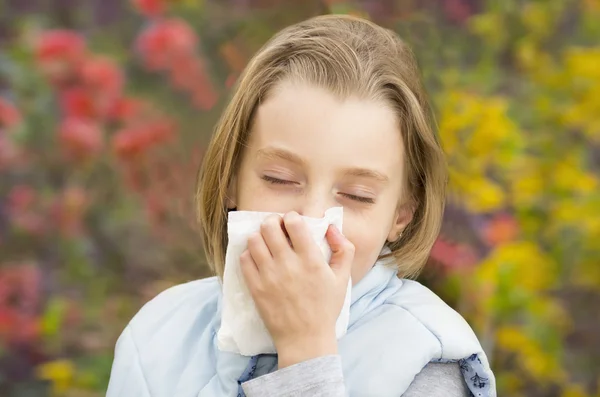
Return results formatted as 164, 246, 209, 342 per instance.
36, 30, 86, 63
0, 264, 41, 345
8, 185, 36, 211
35, 30, 86, 84
58, 117, 103, 160
0, 98, 22, 129
112, 127, 146, 159
78, 56, 124, 100
112, 119, 175, 160
430, 237, 478, 271
60, 87, 98, 119
108, 97, 145, 123
132, 0, 166, 17
7, 186, 46, 235
135, 19, 198, 71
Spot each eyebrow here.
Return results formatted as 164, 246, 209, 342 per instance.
256, 147, 306, 167
343, 168, 390, 184
256, 146, 389, 184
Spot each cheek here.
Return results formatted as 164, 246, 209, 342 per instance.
343, 217, 389, 284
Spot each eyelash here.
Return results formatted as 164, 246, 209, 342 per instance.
342, 194, 375, 204
261, 175, 295, 185
261, 176, 375, 204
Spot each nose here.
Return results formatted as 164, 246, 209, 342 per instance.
295, 190, 334, 219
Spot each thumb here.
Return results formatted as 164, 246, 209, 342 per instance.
325, 225, 354, 279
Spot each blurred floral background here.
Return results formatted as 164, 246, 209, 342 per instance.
0, 0, 598, 396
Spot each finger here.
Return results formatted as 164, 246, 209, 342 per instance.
325, 225, 354, 279
240, 249, 262, 292
247, 231, 273, 270
260, 214, 292, 259
283, 211, 315, 257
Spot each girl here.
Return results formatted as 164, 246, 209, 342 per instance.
107, 14, 496, 397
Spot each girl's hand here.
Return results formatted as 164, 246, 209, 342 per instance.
240, 211, 354, 368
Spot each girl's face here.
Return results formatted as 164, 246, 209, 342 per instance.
230, 81, 413, 284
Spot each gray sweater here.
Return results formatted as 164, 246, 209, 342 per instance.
242, 355, 469, 396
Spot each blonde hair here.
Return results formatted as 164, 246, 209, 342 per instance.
196, 14, 447, 279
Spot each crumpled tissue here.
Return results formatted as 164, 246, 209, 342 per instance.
217, 207, 351, 356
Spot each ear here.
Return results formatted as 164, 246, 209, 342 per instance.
226, 174, 237, 210
387, 202, 415, 242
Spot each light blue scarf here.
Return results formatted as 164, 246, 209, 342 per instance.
107, 258, 496, 397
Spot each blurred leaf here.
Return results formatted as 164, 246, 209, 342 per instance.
41, 298, 67, 338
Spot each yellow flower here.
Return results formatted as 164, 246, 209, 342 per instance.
496, 326, 565, 381
477, 241, 557, 292
521, 3, 553, 39
511, 172, 544, 207
462, 176, 505, 213
36, 359, 75, 395
554, 156, 598, 195
557, 47, 600, 141
551, 198, 600, 236
468, 13, 507, 49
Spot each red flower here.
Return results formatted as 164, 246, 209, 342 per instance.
163, 18, 198, 56
0, 98, 22, 129
36, 30, 86, 63
136, 19, 198, 71
6, 186, 45, 235
430, 237, 478, 271
35, 30, 86, 84
78, 56, 124, 100
58, 117, 103, 160
112, 119, 175, 160
132, 0, 166, 17
108, 97, 145, 123
149, 119, 176, 142
8, 185, 36, 211
60, 88, 98, 119
0, 264, 42, 345
112, 127, 145, 159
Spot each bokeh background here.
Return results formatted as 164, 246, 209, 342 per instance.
0, 0, 598, 396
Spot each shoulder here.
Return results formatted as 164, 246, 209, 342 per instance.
382, 279, 483, 359
127, 276, 222, 348
109, 277, 222, 397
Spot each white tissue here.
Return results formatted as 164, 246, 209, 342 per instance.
217, 206, 352, 356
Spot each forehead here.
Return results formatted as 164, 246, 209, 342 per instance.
249, 81, 405, 176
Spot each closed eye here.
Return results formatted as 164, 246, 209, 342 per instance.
261, 175, 297, 185
340, 193, 375, 204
